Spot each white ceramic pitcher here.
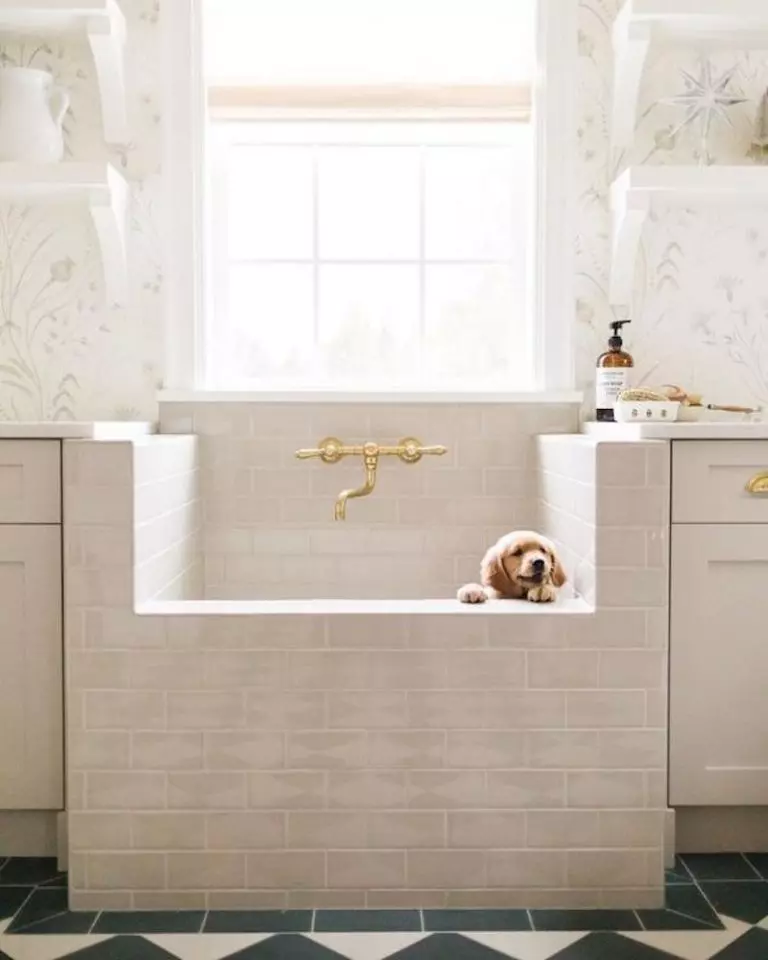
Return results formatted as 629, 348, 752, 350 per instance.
0, 68, 69, 163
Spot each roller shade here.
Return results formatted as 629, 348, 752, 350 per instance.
203, 0, 536, 88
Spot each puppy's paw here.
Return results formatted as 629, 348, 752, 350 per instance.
457, 583, 487, 604
527, 583, 556, 604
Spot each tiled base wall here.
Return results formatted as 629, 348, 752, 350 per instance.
65, 609, 665, 911
64, 436, 203, 606
63, 434, 669, 910
159, 402, 579, 600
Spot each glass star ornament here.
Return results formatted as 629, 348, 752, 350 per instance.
661, 60, 747, 165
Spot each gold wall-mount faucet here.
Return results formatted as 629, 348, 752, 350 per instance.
295, 437, 448, 520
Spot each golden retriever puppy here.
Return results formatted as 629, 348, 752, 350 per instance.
457, 531, 566, 605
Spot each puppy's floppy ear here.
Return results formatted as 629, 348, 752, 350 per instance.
550, 549, 567, 588
481, 542, 516, 596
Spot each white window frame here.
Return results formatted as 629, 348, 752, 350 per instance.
160, 0, 578, 398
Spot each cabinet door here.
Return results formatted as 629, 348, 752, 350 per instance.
0, 441, 60, 523
670, 524, 768, 806
0, 526, 63, 809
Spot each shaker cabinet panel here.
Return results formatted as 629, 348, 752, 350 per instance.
672, 441, 768, 525
0, 525, 63, 809
0, 441, 60, 523
670, 523, 768, 806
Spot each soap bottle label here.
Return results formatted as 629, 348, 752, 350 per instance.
595, 369, 629, 410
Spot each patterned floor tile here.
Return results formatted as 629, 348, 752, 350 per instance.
314, 913, 421, 934
94, 914, 205, 936
665, 887, 722, 929
144, 935, 271, 960
0, 893, 33, 924
699, 883, 768, 926
625, 916, 752, 960
742, 856, 768, 882
204, 914, 312, 935
637, 911, 722, 932
0, 936, 114, 960
0, 865, 64, 889
423, 911, 531, 933
382, 934, 515, 958
530, 911, 641, 932
707, 927, 768, 958
680, 858, 759, 884
547, 931, 687, 958
308, 934, 428, 960
56, 938, 180, 959
666, 859, 695, 886
224, 935, 351, 958
462, 932, 588, 960
8, 891, 94, 935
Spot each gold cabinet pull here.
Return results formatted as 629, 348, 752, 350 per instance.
745, 472, 768, 494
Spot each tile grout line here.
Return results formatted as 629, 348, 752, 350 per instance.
527, 908, 535, 932
310, 908, 316, 934
669, 878, 768, 884
7, 886, 38, 932
679, 857, 730, 928
87, 910, 101, 935
634, 910, 646, 931
199, 910, 208, 934
740, 853, 764, 880
419, 908, 424, 933
665, 907, 722, 931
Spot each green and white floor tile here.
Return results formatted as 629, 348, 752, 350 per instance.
2, 856, 768, 959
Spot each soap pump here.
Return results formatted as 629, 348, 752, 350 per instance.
595, 319, 633, 422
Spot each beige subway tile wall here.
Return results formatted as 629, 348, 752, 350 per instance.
63, 432, 669, 909
159, 402, 578, 599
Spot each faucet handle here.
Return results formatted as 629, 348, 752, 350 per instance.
398, 437, 448, 464
295, 436, 345, 464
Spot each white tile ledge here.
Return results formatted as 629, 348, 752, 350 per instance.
0, 421, 155, 439
158, 389, 583, 405
584, 421, 768, 440
137, 597, 593, 616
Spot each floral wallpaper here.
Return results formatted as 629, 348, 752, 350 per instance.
0, 0, 162, 421
0, 0, 767, 419
576, 0, 768, 409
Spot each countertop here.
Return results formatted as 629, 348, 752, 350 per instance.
584, 420, 768, 440
0, 422, 156, 439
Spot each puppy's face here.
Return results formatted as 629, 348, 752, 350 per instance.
500, 537, 555, 587
481, 531, 566, 598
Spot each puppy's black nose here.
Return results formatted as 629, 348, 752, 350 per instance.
532, 558, 545, 572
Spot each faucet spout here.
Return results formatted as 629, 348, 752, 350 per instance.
334, 447, 379, 521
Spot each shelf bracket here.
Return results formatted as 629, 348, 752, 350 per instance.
86, 0, 128, 145
87, 164, 129, 306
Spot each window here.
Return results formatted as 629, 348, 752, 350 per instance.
162, 0, 574, 395
201, 0, 542, 392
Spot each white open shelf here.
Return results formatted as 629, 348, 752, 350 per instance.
0, 162, 128, 304
612, 0, 768, 154
0, 0, 127, 144
610, 165, 768, 305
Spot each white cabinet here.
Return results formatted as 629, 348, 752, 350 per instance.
0, 524, 63, 809
670, 442, 768, 807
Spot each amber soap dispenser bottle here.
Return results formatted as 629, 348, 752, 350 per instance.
595, 319, 633, 422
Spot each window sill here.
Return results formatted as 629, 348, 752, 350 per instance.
158, 389, 583, 405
